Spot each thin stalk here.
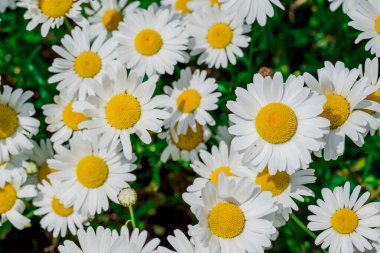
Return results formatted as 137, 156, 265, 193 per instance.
129, 205, 136, 229
64, 18, 72, 32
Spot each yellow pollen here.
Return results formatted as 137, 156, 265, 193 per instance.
172, 123, 204, 151
255, 168, 290, 197
208, 202, 245, 238
51, 196, 73, 217
105, 94, 141, 129
256, 103, 298, 144
40, 0, 74, 18
0, 183, 17, 214
74, 51, 102, 78
362, 89, 380, 115
102, 9, 123, 32
76, 155, 109, 189
174, 0, 192, 15
331, 208, 358, 234
38, 162, 58, 183
207, 23, 233, 49
62, 102, 90, 131
210, 167, 235, 188
176, 89, 201, 113
375, 16, 380, 34
135, 29, 163, 56
321, 94, 350, 130
0, 104, 19, 140
210, 0, 221, 7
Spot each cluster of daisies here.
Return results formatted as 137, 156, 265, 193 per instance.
1, 0, 380, 253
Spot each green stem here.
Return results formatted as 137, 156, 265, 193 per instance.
64, 18, 72, 32
129, 205, 136, 229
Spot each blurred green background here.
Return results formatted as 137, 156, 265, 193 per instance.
1, 0, 379, 252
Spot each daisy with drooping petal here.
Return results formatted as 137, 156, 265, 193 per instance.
227, 73, 330, 174
219, 0, 284, 26
186, 6, 251, 69
113, 4, 189, 76
48, 134, 137, 216
86, 0, 139, 38
307, 182, 380, 253
0, 176, 37, 230
43, 95, 90, 144
304, 61, 380, 161
183, 173, 277, 253
164, 67, 221, 134
17, 0, 86, 37
0, 86, 40, 162
187, 141, 247, 196
48, 26, 119, 100
74, 67, 169, 160
328, 0, 357, 13
156, 229, 211, 253
0, 0, 16, 13
33, 180, 88, 237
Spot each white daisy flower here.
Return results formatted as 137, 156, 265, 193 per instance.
348, 1, 380, 57
227, 73, 330, 174
219, 0, 284, 26
0, 0, 16, 13
159, 124, 211, 162
48, 134, 137, 216
164, 67, 221, 134
304, 61, 380, 161
17, 0, 86, 37
86, 0, 139, 38
33, 180, 88, 237
156, 229, 211, 253
43, 95, 90, 144
186, 6, 251, 69
0, 155, 27, 188
113, 4, 189, 76
183, 173, 277, 253
308, 182, 380, 253
188, 0, 221, 11
0, 176, 37, 230
74, 67, 169, 160
328, 0, 357, 13
187, 141, 247, 196
48, 26, 119, 100
0, 86, 40, 162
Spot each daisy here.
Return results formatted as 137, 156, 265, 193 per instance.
74, 67, 169, 160
86, 0, 140, 38
17, 0, 86, 37
42, 95, 90, 144
0, 86, 40, 162
156, 229, 211, 253
0, 0, 16, 13
48, 134, 137, 216
186, 6, 251, 69
163, 67, 221, 134
113, 4, 189, 76
48, 26, 119, 100
328, 0, 357, 13
183, 173, 277, 253
227, 73, 330, 174
186, 141, 247, 196
348, 1, 380, 57
33, 180, 88, 237
188, 0, 222, 11
0, 176, 37, 230
307, 182, 380, 253
219, 0, 284, 26
159, 124, 211, 162
304, 61, 380, 161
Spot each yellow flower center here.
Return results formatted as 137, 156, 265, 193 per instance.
210, 167, 235, 188
51, 196, 73, 217
256, 103, 298, 144
105, 94, 141, 130
210, 0, 221, 7
102, 9, 123, 32
0, 104, 19, 140
331, 208, 358, 234
207, 23, 233, 49
362, 89, 380, 115
40, 0, 73, 18
74, 51, 102, 78
172, 123, 204, 151
134, 29, 163, 56
0, 183, 17, 214
321, 94, 350, 130
38, 162, 58, 183
175, 0, 192, 14
375, 16, 380, 34
208, 202, 245, 238
62, 102, 90, 131
255, 168, 290, 197
176, 89, 201, 113
76, 155, 109, 189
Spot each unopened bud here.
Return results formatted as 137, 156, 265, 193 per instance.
118, 187, 137, 207
258, 67, 272, 78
